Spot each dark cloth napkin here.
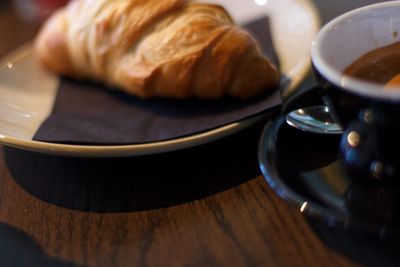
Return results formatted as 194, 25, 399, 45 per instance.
33, 16, 282, 145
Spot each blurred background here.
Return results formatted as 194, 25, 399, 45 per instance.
0, 0, 68, 58
13, 0, 68, 21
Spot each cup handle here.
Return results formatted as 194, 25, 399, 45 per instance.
282, 84, 326, 115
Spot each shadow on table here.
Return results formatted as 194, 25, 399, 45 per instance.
0, 223, 83, 267
4, 119, 267, 213
308, 218, 400, 267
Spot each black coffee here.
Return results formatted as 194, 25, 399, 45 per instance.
344, 41, 400, 86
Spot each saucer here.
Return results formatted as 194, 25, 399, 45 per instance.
258, 115, 400, 237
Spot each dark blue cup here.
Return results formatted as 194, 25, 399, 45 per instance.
287, 1, 400, 221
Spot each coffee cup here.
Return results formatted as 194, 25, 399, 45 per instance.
285, 1, 400, 220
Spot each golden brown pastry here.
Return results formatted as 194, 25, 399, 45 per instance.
35, 0, 279, 99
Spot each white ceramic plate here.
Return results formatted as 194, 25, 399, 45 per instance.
0, 0, 320, 157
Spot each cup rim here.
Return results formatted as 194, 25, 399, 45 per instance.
311, 1, 400, 102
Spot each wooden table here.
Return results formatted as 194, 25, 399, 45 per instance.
0, 1, 399, 266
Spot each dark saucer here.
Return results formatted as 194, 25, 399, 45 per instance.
258, 115, 400, 238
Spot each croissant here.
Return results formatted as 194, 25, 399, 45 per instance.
35, 0, 279, 99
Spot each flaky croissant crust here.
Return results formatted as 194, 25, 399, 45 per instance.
35, 0, 279, 99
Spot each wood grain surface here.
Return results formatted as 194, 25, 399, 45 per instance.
0, 1, 399, 267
